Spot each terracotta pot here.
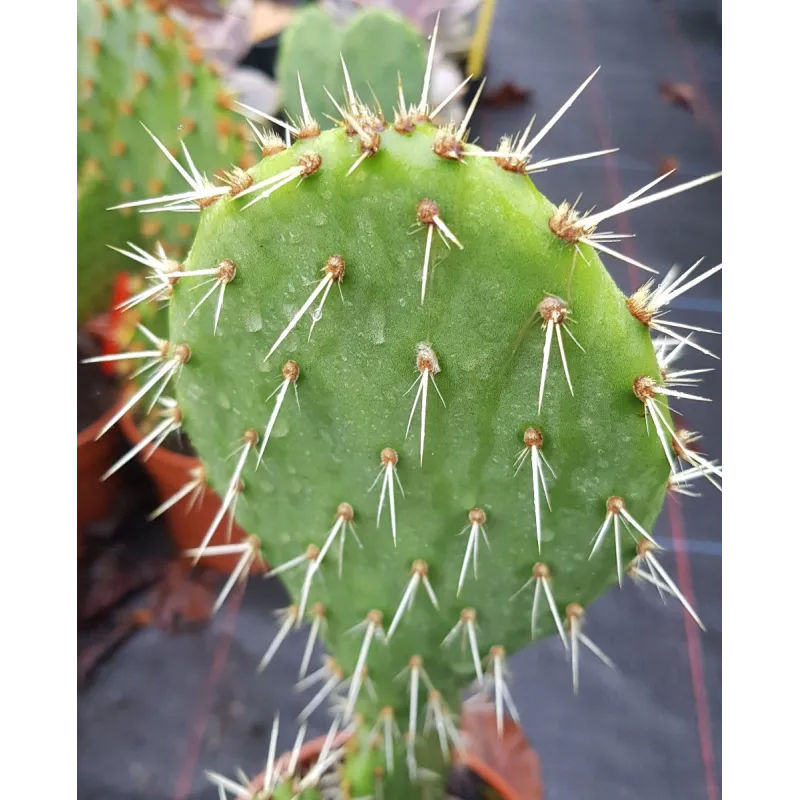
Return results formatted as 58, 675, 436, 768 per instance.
77, 393, 126, 559
117, 411, 262, 574
246, 715, 538, 800
246, 732, 352, 796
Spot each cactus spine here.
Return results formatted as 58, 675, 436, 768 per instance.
97, 18, 722, 799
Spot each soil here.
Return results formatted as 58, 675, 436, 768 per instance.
78, 331, 119, 433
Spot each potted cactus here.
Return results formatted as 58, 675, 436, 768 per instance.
95, 276, 256, 574
93, 15, 721, 796
77, 0, 252, 556
77, 0, 251, 267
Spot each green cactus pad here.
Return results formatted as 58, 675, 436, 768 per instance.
77, 170, 141, 321
168, 121, 669, 722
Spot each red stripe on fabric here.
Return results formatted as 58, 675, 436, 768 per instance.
171, 581, 244, 800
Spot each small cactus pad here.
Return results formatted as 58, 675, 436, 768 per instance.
169, 121, 669, 717
277, 6, 426, 126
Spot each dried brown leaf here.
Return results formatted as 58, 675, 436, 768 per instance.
658, 81, 696, 114
457, 700, 543, 800
483, 82, 532, 109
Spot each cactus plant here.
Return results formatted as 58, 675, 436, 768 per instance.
77, 0, 250, 321
94, 19, 722, 798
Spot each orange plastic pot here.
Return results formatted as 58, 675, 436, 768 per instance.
117, 411, 263, 574
77, 393, 126, 560
247, 732, 352, 796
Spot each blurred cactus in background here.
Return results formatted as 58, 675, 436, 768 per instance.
325, 0, 484, 57
77, 0, 250, 321
276, 2, 479, 131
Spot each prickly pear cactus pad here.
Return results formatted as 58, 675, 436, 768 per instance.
101, 24, 722, 797
77, 0, 249, 319
176, 120, 672, 687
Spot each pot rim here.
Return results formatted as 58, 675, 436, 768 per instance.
246, 732, 351, 794
246, 732, 523, 800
